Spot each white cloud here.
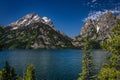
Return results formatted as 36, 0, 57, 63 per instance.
109, 10, 120, 14
82, 9, 120, 22
92, 0, 97, 3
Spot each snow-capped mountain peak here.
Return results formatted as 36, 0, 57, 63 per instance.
42, 17, 51, 23
23, 13, 40, 21
7, 13, 54, 30
42, 16, 54, 27
9, 13, 41, 28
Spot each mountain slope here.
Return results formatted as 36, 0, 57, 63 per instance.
80, 12, 117, 40
1, 13, 73, 49
72, 12, 119, 48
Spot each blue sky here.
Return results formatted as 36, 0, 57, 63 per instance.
0, 0, 120, 36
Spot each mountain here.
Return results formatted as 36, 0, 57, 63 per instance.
5, 13, 54, 31
72, 12, 119, 48
80, 12, 117, 40
0, 26, 4, 49
1, 12, 119, 49
117, 14, 120, 19
1, 13, 73, 49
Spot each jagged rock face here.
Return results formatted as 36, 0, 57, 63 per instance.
96, 12, 117, 40
80, 12, 117, 40
1, 13, 73, 49
6, 13, 54, 31
117, 14, 120, 19
8, 13, 41, 30
72, 19, 97, 47
42, 17, 54, 27
80, 19, 97, 39
73, 12, 118, 47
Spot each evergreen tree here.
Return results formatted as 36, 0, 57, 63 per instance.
5, 61, 11, 74
0, 61, 17, 80
1, 61, 11, 80
16, 76, 23, 80
24, 64, 36, 80
98, 21, 120, 80
0, 62, 36, 80
78, 36, 96, 80
11, 67, 17, 80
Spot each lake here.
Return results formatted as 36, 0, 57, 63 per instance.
0, 49, 106, 80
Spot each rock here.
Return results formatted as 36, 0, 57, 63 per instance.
1, 13, 74, 49
73, 12, 118, 48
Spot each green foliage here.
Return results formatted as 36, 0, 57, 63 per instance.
0, 62, 36, 80
0, 61, 17, 80
24, 64, 36, 80
1, 24, 73, 49
89, 39, 101, 49
16, 77, 23, 80
98, 21, 120, 80
98, 67, 120, 80
0, 70, 2, 79
78, 36, 97, 80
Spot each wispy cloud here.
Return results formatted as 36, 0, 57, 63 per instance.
92, 0, 97, 3
85, 0, 120, 9
86, 0, 98, 8
82, 9, 120, 22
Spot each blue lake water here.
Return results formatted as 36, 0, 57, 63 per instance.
0, 49, 105, 80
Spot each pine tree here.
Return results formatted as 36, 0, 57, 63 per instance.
24, 64, 36, 80
0, 62, 37, 80
78, 36, 96, 80
0, 61, 17, 80
98, 21, 120, 80
2, 61, 12, 80
11, 67, 17, 80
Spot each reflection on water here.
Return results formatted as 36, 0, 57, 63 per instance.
0, 49, 105, 80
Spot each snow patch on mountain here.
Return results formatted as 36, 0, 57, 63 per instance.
96, 25, 100, 32
42, 16, 54, 27
9, 13, 41, 28
8, 13, 54, 30
42, 17, 51, 23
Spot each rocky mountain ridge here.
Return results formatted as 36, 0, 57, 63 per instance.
1, 13, 74, 49
6, 13, 54, 30
0, 12, 120, 49
72, 12, 120, 48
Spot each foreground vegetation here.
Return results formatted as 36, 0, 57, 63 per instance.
98, 21, 120, 80
0, 62, 36, 80
78, 36, 97, 80
78, 21, 120, 80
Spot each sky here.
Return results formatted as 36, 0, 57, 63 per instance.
0, 0, 120, 36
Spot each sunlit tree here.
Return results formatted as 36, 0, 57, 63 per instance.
78, 36, 97, 80
24, 64, 36, 80
98, 20, 120, 80
0, 61, 17, 80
